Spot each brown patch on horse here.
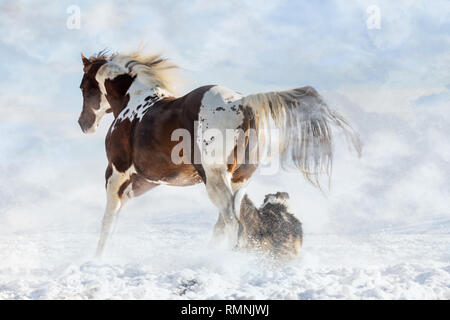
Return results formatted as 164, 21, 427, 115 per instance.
105, 85, 213, 185
106, 118, 134, 173
132, 97, 198, 185
130, 86, 214, 185
130, 174, 159, 197
82, 51, 108, 70
104, 74, 136, 117
117, 179, 132, 198
105, 164, 113, 189
228, 106, 259, 184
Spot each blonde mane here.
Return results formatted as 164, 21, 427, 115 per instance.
89, 50, 181, 96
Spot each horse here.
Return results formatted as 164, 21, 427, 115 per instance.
77, 51, 361, 257
238, 192, 303, 260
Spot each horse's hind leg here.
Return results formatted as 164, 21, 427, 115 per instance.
203, 167, 240, 246
212, 184, 247, 244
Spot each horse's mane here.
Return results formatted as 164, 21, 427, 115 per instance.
88, 50, 180, 95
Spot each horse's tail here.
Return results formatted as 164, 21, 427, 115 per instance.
241, 86, 361, 187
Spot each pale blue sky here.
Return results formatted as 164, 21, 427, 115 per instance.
0, 0, 448, 99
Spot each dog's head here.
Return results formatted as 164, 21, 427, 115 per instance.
261, 192, 290, 209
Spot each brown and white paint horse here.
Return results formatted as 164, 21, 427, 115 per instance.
78, 51, 361, 257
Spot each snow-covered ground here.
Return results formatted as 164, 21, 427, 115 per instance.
0, 218, 449, 299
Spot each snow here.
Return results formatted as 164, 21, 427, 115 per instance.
0, 227, 449, 299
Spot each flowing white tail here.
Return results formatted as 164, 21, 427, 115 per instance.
242, 86, 361, 187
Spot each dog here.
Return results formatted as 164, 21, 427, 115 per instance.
237, 192, 303, 259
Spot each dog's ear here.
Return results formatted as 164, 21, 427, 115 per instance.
261, 193, 276, 209
275, 192, 289, 200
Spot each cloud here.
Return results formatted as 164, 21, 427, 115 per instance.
1, 0, 449, 93
414, 86, 450, 106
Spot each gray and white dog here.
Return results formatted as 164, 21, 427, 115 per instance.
237, 192, 303, 259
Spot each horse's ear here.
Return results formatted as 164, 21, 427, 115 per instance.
81, 53, 89, 66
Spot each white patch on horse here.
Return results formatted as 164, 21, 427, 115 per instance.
197, 85, 244, 165
144, 178, 169, 185
95, 63, 127, 94
128, 164, 168, 186
233, 187, 247, 220
111, 82, 172, 132
197, 86, 247, 248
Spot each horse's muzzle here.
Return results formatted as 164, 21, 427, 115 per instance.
78, 117, 91, 133
78, 110, 97, 134
78, 118, 96, 134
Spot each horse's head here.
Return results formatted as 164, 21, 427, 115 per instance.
78, 53, 111, 133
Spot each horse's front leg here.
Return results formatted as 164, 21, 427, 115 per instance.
96, 165, 159, 258
95, 164, 132, 258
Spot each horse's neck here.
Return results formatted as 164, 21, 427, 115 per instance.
126, 81, 172, 109
110, 80, 172, 118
